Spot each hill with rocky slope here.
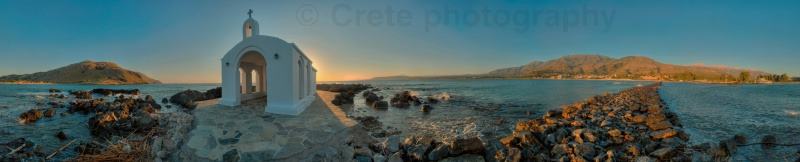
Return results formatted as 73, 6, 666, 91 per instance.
486, 55, 770, 82
0, 60, 160, 84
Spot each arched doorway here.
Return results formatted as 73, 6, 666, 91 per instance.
239, 51, 267, 102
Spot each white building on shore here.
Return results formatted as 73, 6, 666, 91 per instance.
220, 10, 317, 115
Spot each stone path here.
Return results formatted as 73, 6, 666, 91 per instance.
177, 91, 358, 162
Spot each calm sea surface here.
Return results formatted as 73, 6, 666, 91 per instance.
1, 80, 798, 160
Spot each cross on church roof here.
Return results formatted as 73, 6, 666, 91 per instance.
248, 9, 253, 18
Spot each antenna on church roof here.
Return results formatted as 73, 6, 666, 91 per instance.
248, 9, 253, 18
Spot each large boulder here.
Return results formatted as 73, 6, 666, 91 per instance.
372, 101, 389, 109
363, 91, 383, 105
204, 87, 222, 99
69, 90, 92, 99
18, 109, 44, 124
169, 90, 206, 109
331, 91, 356, 106
390, 91, 420, 108
449, 137, 485, 155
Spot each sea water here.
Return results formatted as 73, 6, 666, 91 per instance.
661, 83, 800, 160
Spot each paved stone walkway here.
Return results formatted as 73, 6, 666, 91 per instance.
178, 91, 358, 162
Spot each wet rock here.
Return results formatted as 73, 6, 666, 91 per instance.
649, 146, 675, 159
91, 88, 140, 96
380, 135, 403, 153
635, 156, 657, 162
354, 155, 372, 162
403, 136, 434, 161
75, 141, 106, 155
18, 109, 44, 124
439, 154, 485, 162
204, 87, 222, 99
449, 137, 485, 155
649, 128, 678, 140
332, 91, 356, 106
219, 138, 239, 145
574, 143, 597, 159
373, 154, 385, 162
390, 91, 420, 108
87, 97, 162, 139
428, 144, 451, 161
608, 129, 622, 137
68, 99, 106, 114
362, 91, 382, 104
645, 114, 672, 131
627, 144, 641, 156
1, 138, 45, 161
131, 110, 156, 130
761, 135, 777, 150
354, 146, 373, 157
223, 149, 240, 162
48, 88, 62, 93
44, 108, 56, 117
56, 131, 68, 140
161, 98, 169, 104
372, 101, 389, 109
70, 90, 92, 99
169, 89, 206, 109
387, 152, 403, 162
317, 84, 371, 93
426, 96, 440, 104
421, 104, 432, 112
733, 134, 747, 145
354, 116, 382, 131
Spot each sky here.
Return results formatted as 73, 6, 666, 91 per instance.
1, 0, 799, 82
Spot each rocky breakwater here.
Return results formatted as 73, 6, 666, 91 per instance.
317, 84, 372, 106
492, 83, 692, 161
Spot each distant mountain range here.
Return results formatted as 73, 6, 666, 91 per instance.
372, 55, 778, 82
0, 60, 160, 84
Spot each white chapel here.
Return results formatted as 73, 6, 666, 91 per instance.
220, 10, 317, 115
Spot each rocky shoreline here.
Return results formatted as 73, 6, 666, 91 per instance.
2, 87, 219, 161
326, 83, 797, 162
